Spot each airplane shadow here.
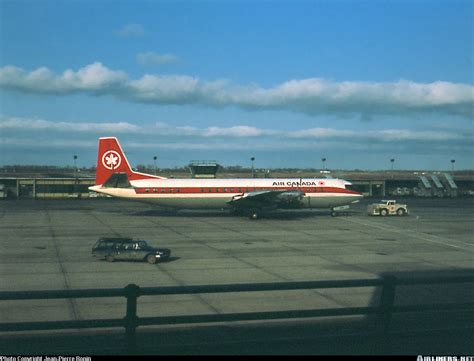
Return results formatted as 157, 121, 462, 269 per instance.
130, 209, 358, 220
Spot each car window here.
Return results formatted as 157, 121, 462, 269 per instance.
95, 241, 115, 250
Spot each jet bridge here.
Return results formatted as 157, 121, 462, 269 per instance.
430, 175, 445, 197
444, 173, 458, 189
418, 176, 432, 197
430, 175, 444, 189
419, 176, 431, 189
443, 173, 458, 197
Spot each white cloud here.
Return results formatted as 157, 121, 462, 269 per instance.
291, 128, 356, 138
202, 126, 267, 137
0, 63, 127, 94
118, 23, 145, 37
0, 138, 95, 148
291, 127, 464, 141
1, 116, 472, 162
1, 117, 469, 144
128, 74, 199, 103
1, 63, 473, 117
137, 52, 179, 66
0, 117, 140, 133
373, 129, 463, 141
61, 62, 128, 91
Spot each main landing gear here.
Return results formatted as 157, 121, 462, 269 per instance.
233, 207, 262, 219
248, 209, 261, 220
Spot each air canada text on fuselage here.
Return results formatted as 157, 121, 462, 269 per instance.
272, 181, 324, 187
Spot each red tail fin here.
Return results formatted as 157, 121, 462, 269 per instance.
95, 137, 164, 185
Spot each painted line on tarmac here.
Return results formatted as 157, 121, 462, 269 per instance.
340, 217, 473, 251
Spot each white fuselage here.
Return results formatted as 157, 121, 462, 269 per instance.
91, 177, 362, 209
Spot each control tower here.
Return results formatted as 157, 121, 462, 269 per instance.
188, 161, 220, 178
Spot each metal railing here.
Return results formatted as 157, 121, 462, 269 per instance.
1, 275, 473, 352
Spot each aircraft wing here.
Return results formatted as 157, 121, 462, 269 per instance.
228, 189, 305, 209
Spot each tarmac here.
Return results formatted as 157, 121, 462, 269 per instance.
0, 197, 473, 354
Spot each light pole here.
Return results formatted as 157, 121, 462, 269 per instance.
321, 157, 326, 171
73, 155, 78, 180
451, 159, 455, 171
153, 156, 158, 175
390, 158, 395, 171
251, 157, 255, 178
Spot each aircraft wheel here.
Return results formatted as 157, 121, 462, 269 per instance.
249, 209, 260, 220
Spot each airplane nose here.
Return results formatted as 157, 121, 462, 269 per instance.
351, 192, 364, 203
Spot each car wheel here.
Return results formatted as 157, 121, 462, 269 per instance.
396, 208, 405, 216
147, 254, 157, 264
380, 209, 388, 216
330, 210, 337, 217
106, 255, 115, 262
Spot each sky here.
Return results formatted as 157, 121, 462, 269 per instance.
0, 0, 473, 170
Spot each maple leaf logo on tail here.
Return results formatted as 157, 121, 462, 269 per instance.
102, 151, 122, 170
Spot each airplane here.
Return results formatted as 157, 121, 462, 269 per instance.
89, 137, 363, 219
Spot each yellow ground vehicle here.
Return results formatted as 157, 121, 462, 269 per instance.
367, 200, 408, 216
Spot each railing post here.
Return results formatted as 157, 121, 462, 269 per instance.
377, 275, 397, 353
124, 283, 140, 353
